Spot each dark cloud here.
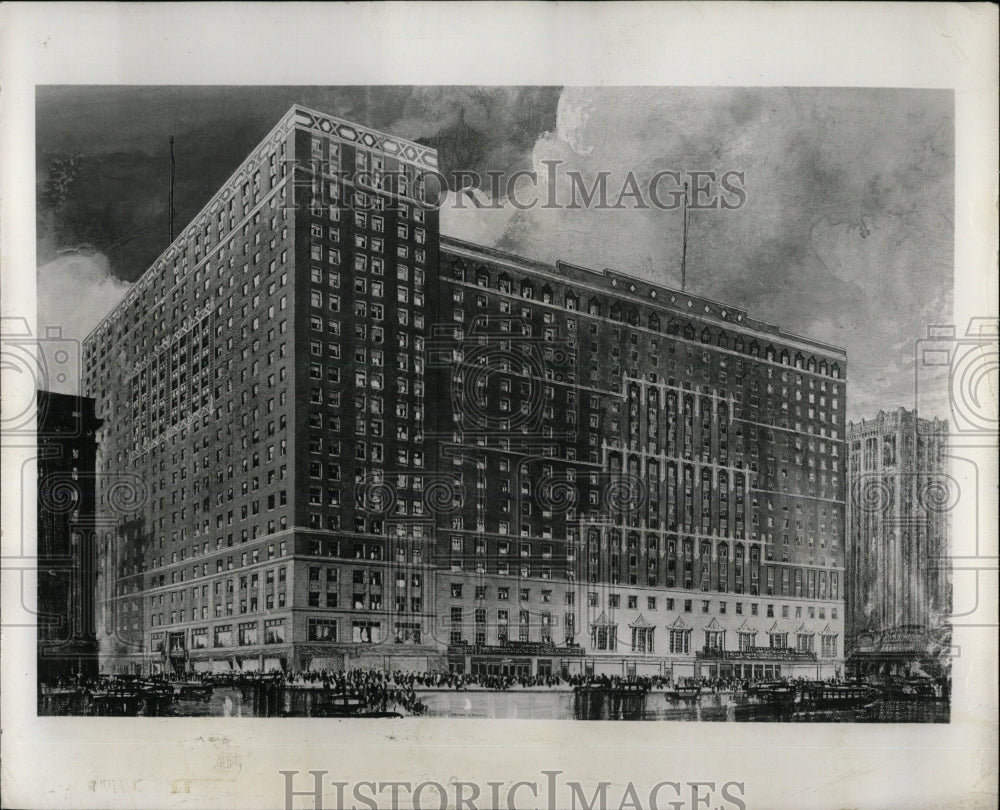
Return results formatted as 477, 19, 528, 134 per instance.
36, 85, 560, 280
37, 86, 952, 420
442, 87, 953, 421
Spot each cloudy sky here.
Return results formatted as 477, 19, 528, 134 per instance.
36, 86, 953, 421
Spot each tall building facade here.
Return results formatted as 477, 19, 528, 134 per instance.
846, 408, 951, 678
84, 105, 847, 680
430, 239, 847, 680
37, 390, 102, 685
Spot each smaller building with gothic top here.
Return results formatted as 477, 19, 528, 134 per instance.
846, 407, 951, 681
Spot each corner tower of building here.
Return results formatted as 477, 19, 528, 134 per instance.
83, 105, 441, 674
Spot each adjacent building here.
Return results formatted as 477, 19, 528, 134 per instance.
846, 408, 951, 679
37, 390, 102, 685
431, 239, 847, 680
83, 104, 847, 681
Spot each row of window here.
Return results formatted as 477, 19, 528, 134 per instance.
446, 259, 844, 379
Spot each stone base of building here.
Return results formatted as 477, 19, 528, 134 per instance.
103, 644, 447, 677
846, 651, 947, 681
573, 655, 842, 682
37, 641, 99, 685
847, 627, 952, 681
100, 645, 844, 683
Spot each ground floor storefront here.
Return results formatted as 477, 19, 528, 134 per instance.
442, 647, 842, 682
446, 643, 586, 678
146, 649, 290, 677
695, 659, 841, 680
138, 643, 445, 677
847, 651, 946, 682
102, 642, 840, 683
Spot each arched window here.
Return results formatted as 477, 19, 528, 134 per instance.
648, 312, 660, 331
588, 298, 601, 316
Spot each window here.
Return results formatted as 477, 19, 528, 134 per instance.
264, 619, 285, 644
704, 630, 724, 650
213, 625, 233, 647
352, 621, 381, 643
497, 609, 509, 642
668, 629, 690, 654
309, 618, 338, 641
238, 623, 259, 645
631, 626, 655, 653
591, 623, 618, 651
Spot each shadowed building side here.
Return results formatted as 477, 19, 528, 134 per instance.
37, 390, 102, 686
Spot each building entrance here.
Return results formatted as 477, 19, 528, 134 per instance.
470, 658, 531, 678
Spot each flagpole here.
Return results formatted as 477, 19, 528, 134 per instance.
168, 135, 176, 243
680, 181, 689, 292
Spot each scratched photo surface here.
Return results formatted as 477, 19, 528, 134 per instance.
35, 85, 955, 723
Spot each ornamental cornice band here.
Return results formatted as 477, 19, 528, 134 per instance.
292, 106, 438, 169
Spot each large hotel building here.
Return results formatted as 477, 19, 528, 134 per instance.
84, 105, 847, 681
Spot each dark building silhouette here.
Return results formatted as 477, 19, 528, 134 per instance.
37, 390, 102, 685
